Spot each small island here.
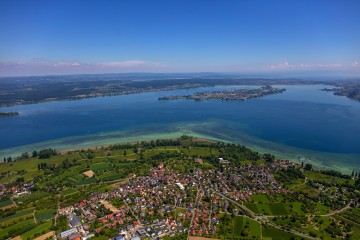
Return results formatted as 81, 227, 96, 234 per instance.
159, 85, 286, 101
0, 111, 19, 118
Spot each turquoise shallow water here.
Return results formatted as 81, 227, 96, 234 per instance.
1, 85, 360, 173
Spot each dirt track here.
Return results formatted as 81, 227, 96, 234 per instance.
34, 231, 53, 240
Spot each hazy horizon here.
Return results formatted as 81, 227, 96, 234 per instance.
1, 1, 360, 77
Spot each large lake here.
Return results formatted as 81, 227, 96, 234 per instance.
1, 85, 360, 173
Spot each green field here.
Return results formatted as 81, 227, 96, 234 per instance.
0, 219, 36, 240
98, 173, 126, 181
262, 227, 299, 240
0, 208, 35, 225
60, 188, 78, 197
251, 194, 270, 203
14, 191, 50, 205
90, 162, 113, 172
304, 170, 353, 185
233, 216, 243, 235
35, 209, 57, 222
21, 221, 53, 240
268, 203, 288, 215
0, 200, 13, 208
66, 175, 98, 186
232, 216, 261, 238
245, 203, 289, 216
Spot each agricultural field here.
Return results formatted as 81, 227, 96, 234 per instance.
90, 162, 113, 172
0, 199, 14, 209
250, 194, 270, 203
0, 219, 36, 240
304, 170, 354, 185
0, 207, 35, 226
14, 191, 50, 205
244, 203, 288, 216
262, 227, 300, 240
216, 215, 262, 239
35, 209, 56, 222
60, 188, 78, 197
66, 176, 98, 186
21, 221, 53, 240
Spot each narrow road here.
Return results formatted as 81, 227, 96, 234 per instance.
319, 202, 351, 217
33, 210, 37, 224
211, 189, 255, 218
53, 204, 60, 240
124, 200, 143, 227
188, 186, 200, 239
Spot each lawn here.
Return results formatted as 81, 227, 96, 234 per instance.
21, 221, 52, 240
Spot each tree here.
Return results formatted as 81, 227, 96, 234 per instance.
304, 163, 312, 171
38, 148, 57, 159
16, 177, 24, 183
7, 157, 12, 162
263, 153, 275, 163
32, 151, 38, 157
21, 152, 29, 159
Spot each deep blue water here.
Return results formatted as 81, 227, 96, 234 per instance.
1, 85, 360, 172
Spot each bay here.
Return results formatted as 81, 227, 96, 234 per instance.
1, 84, 360, 173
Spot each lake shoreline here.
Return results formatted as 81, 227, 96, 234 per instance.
2, 134, 358, 175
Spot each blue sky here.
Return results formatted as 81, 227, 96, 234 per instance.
0, 0, 359, 76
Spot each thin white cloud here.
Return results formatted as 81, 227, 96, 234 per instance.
270, 61, 344, 71
270, 61, 293, 70
0, 59, 168, 76
352, 61, 359, 67
100, 60, 146, 68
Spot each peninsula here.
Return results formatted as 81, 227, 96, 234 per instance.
158, 85, 286, 101
0, 111, 19, 118
322, 82, 360, 102
0, 74, 309, 106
